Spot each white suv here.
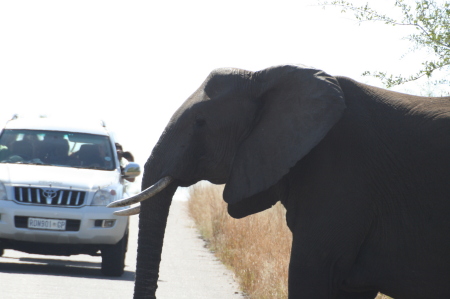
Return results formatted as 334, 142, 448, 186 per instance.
0, 116, 140, 276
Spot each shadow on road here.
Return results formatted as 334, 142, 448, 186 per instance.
0, 256, 135, 281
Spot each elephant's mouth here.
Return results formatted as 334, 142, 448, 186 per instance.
107, 176, 174, 215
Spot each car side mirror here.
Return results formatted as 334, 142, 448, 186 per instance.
122, 162, 141, 179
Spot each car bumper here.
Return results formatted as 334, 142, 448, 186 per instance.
0, 200, 128, 245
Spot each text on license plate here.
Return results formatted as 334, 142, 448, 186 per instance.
28, 218, 66, 231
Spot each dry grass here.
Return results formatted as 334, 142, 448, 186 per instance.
187, 182, 392, 299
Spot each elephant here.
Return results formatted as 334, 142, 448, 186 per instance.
109, 64, 450, 299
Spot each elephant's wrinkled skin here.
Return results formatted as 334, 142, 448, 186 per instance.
120, 65, 450, 298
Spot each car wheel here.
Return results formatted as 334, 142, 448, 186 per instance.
101, 229, 128, 276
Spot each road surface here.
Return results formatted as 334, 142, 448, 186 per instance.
0, 200, 245, 298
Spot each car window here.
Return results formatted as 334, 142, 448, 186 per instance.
0, 129, 115, 170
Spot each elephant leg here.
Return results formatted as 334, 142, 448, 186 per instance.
287, 197, 375, 298
287, 247, 353, 298
336, 290, 378, 299
287, 233, 369, 299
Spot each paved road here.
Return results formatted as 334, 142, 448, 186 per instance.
0, 200, 245, 298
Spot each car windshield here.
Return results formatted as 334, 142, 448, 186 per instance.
0, 129, 115, 170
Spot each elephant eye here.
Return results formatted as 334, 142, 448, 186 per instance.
195, 118, 206, 128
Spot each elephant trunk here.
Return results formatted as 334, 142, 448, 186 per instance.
133, 174, 178, 298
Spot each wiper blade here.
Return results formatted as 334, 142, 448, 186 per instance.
74, 165, 106, 170
3, 161, 47, 165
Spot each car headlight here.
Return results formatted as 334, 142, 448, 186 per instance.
0, 182, 7, 200
91, 188, 118, 206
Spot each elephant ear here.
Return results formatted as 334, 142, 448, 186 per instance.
223, 64, 345, 204
227, 180, 286, 219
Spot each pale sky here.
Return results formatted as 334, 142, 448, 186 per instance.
0, 0, 443, 186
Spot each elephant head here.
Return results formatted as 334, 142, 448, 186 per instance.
109, 64, 345, 298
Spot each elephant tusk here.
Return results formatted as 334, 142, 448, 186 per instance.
113, 205, 141, 216
107, 176, 173, 208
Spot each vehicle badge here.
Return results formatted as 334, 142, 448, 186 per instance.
42, 189, 58, 204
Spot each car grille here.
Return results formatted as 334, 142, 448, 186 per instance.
14, 216, 81, 231
14, 187, 86, 207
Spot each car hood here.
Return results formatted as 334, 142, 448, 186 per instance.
0, 163, 120, 191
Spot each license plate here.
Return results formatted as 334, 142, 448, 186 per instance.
28, 217, 66, 231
